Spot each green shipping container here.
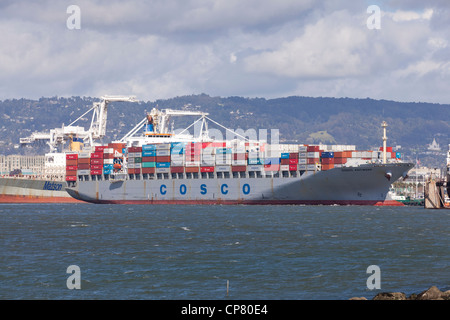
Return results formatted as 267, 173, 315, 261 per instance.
142, 162, 156, 168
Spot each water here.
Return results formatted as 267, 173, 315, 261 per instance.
0, 204, 449, 300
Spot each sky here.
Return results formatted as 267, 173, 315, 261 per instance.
1, 0, 450, 104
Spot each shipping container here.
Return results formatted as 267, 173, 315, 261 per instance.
77, 158, 90, 164
66, 175, 77, 181
185, 166, 199, 173
307, 152, 320, 158
142, 150, 157, 157
142, 144, 157, 151
77, 163, 90, 170
66, 165, 77, 171
66, 159, 78, 166
298, 158, 307, 165
280, 165, 290, 171
231, 165, 246, 172
281, 153, 290, 159
156, 167, 170, 173
90, 158, 103, 165
321, 158, 334, 164
306, 164, 317, 171
90, 164, 103, 170
90, 170, 102, 175
142, 156, 156, 162
156, 149, 170, 156
280, 159, 290, 165
156, 162, 170, 168
334, 158, 347, 164
185, 161, 200, 167
156, 143, 171, 150
289, 153, 299, 159
90, 152, 103, 159
95, 146, 107, 152
298, 145, 308, 152
128, 146, 142, 152
142, 162, 156, 168
307, 158, 319, 164
170, 166, 184, 173
288, 158, 298, 165
248, 158, 263, 165
264, 158, 281, 165
65, 170, 77, 176
322, 164, 335, 171
200, 166, 215, 173
78, 152, 90, 158
66, 153, 78, 160
216, 148, 232, 154
307, 145, 320, 152
156, 156, 171, 163
298, 152, 307, 158
215, 165, 231, 172
321, 152, 334, 158
142, 167, 156, 174
231, 160, 246, 166
77, 169, 90, 175
134, 157, 142, 163
247, 165, 262, 171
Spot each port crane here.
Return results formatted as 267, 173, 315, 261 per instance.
20, 95, 138, 152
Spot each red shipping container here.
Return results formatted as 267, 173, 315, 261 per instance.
66, 153, 78, 160
156, 156, 171, 162
103, 153, 114, 159
142, 156, 156, 162
185, 167, 199, 173
289, 153, 299, 159
142, 167, 155, 174
321, 158, 334, 164
289, 158, 298, 165
65, 175, 77, 181
128, 147, 142, 152
77, 163, 90, 170
65, 170, 77, 176
307, 146, 319, 152
90, 170, 102, 175
289, 165, 298, 171
78, 158, 90, 164
170, 166, 184, 173
91, 152, 103, 159
66, 165, 77, 171
66, 159, 78, 166
322, 164, 335, 171
280, 159, 290, 165
200, 166, 215, 173
233, 153, 246, 160
90, 164, 103, 170
95, 146, 107, 152
90, 158, 104, 165
334, 152, 344, 158
231, 165, 246, 172
307, 158, 319, 164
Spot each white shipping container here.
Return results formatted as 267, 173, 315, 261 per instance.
298, 145, 308, 152
171, 160, 184, 166
128, 163, 135, 168
298, 165, 307, 170
156, 167, 170, 173
79, 152, 90, 158
103, 148, 113, 154
298, 152, 307, 158
231, 160, 246, 165
216, 159, 232, 165
247, 165, 263, 171
215, 165, 231, 172
306, 164, 316, 171
298, 158, 307, 165
351, 152, 362, 158
129, 152, 140, 158
185, 161, 200, 167
280, 165, 290, 171
77, 169, 90, 175
156, 149, 170, 156
104, 159, 114, 164
307, 152, 320, 158
128, 157, 135, 163
134, 163, 142, 168
156, 143, 171, 150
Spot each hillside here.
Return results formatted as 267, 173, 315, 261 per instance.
0, 94, 448, 168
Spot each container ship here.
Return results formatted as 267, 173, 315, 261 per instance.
65, 107, 414, 206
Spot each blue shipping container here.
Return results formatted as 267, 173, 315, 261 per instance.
281, 153, 290, 159
396, 152, 401, 158
142, 150, 157, 157
264, 158, 281, 165
248, 158, 263, 165
216, 148, 232, 154
142, 144, 157, 151
156, 162, 171, 168
103, 164, 113, 170
321, 152, 334, 158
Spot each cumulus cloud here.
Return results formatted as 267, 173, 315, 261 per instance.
0, 1, 449, 104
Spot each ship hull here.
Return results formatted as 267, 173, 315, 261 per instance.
0, 177, 82, 203
66, 163, 414, 206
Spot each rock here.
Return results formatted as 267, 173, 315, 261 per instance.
373, 292, 407, 300
416, 286, 449, 300
349, 297, 367, 300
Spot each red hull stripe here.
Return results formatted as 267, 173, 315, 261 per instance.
81, 199, 404, 206
0, 194, 83, 203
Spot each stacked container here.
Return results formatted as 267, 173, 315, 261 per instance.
141, 144, 156, 174
65, 153, 78, 181
127, 146, 142, 174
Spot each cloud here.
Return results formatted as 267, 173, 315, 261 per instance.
0, 1, 449, 104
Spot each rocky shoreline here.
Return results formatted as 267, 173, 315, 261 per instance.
350, 286, 450, 300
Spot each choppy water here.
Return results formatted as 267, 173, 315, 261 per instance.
0, 203, 448, 300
